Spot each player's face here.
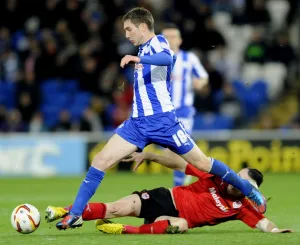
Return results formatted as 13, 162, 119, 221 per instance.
227, 169, 252, 197
123, 20, 144, 46
162, 28, 182, 52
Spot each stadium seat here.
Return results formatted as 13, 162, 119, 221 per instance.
241, 25, 254, 42
222, 26, 238, 50
194, 113, 234, 130
232, 80, 268, 119
41, 79, 62, 94
62, 80, 79, 93
0, 82, 16, 109
241, 63, 264, 85
232, 80, 248, 100
72, 92, 92, 107
201, 113, 218, 130
10, 31, 26, 51
213, 114, 234, 130
266, 0, 290, 31
40, 105, 60, 128
193, 113, 205, 130
251, 80, 268, 104
41, 79, 79, 94
68, 92, 92, 121
243, 92, 263, 118
212, 12, 232, 30
69, 106, 85, 121
222, 50, 242, 81
223, 26, 252, 55
233, 26, 249, 53
42, 92, 71, 108
263, 63, 287, 99
212, 90, 224, 109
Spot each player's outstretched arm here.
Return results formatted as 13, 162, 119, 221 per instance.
123, 152, 188, 172
256, 218, 292, 233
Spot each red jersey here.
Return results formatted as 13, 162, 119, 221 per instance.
172, 164, 265, 228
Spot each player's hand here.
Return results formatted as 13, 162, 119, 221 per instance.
120, 55, 140, 68
271, 228, 293, 233
123, 152, 147, 171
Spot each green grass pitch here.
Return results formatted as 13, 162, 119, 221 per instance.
1, 172, 299, 245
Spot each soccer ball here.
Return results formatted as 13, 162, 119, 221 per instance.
11, 204, 41, 234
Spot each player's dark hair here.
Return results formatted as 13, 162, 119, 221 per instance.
122, 7, 154, 31
248, 168, 264, 187
162, 23, 180, 30
161, 23, 181, 36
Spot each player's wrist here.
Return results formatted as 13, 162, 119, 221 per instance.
271, 228, 279, 233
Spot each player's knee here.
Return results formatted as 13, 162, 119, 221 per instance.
108, 203, 123, 216
91, 152, 114, 171
170, 218, 188, 232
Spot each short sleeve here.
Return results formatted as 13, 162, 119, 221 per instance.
150, 35, 171, 54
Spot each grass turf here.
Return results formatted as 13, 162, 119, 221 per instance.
0, 173, 299, 245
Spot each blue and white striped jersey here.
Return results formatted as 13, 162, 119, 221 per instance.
171, 50, 208, 110
132, 35, 175, 118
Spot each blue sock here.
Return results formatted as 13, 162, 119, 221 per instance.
210, 158, 252, 195
71, 167, 105, 215
174, 170, 185, 186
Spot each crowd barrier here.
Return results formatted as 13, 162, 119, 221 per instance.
1, 130, 299, 176
0, 135, 86, 176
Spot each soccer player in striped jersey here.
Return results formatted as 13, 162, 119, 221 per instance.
56, 7, 266, 230
162, 24, 209, 186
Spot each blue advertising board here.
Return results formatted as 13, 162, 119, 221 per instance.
0, 135, 86, 176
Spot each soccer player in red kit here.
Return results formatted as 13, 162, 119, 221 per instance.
46, 152, 291, 234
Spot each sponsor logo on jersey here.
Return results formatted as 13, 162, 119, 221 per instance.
141, 192, 150, 200
209, 187, 228, 212
233, 201, 242, 209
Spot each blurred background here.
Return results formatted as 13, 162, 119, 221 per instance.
1, 2, 300, 241
0, 0, 299, 176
